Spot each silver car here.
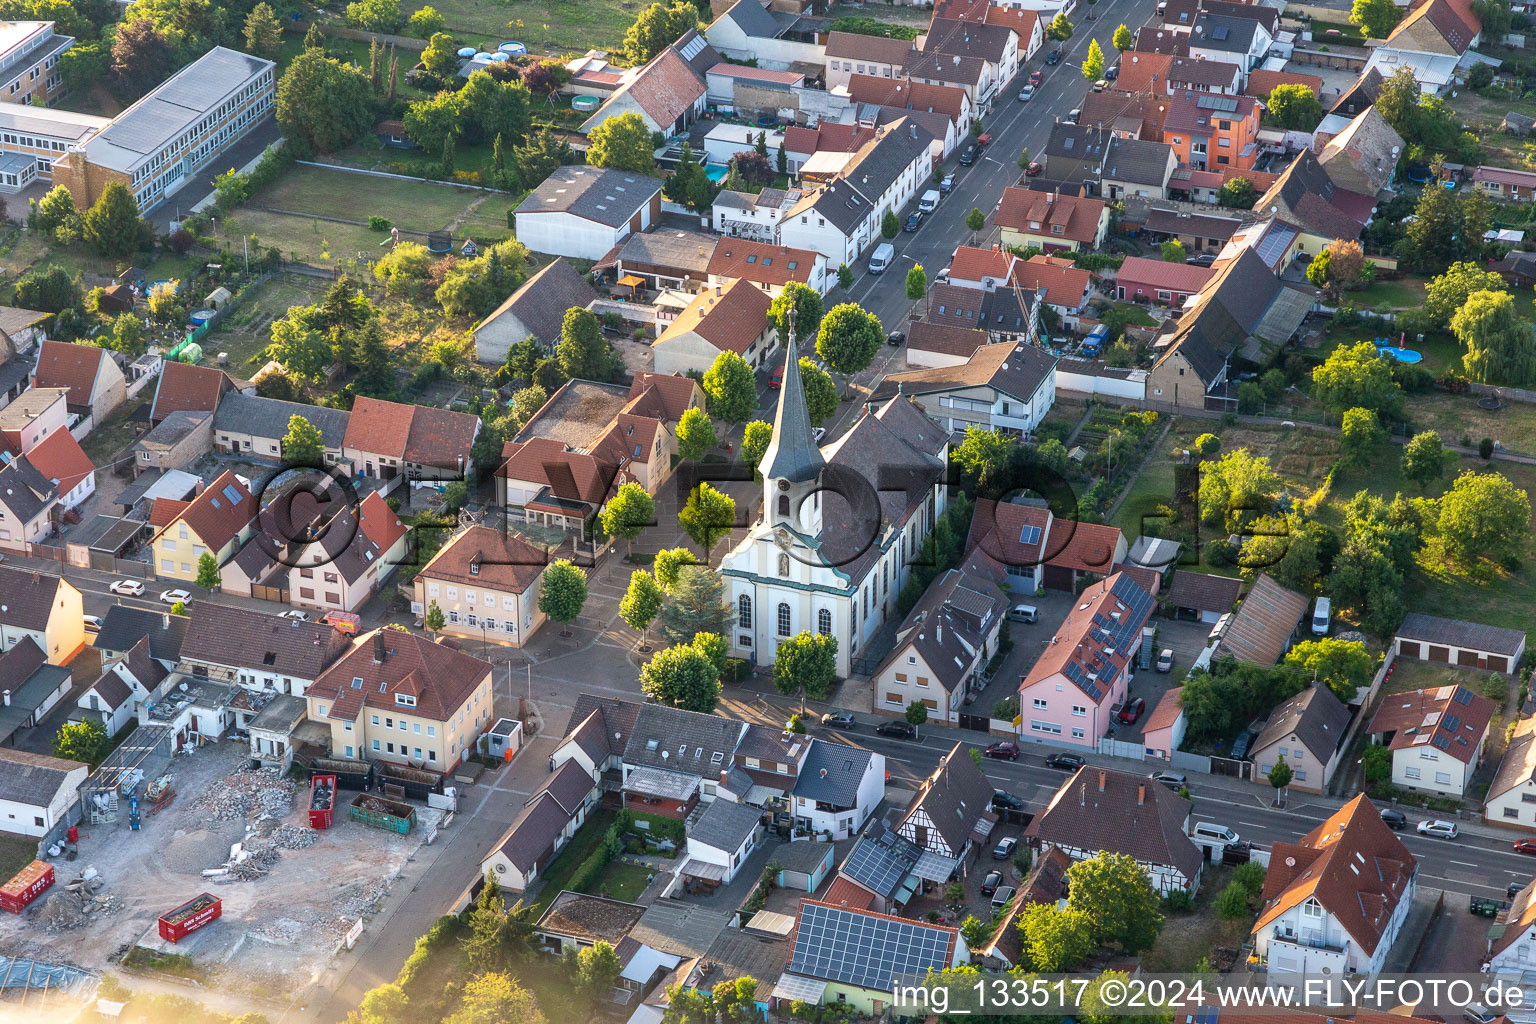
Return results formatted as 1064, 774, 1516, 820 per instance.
1416, 819, 1459, 839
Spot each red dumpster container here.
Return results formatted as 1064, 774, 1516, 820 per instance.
0, 861, 54, 913
309, 774, 337, 830
158, 893, 222, 943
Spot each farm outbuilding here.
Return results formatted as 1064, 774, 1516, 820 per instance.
1393, 613, 1526, 674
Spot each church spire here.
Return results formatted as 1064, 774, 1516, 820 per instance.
760, 320, 826, 485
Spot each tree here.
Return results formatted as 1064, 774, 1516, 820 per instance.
1405, 182, 1491, 274
653, 547, 698, 590
1284, 639, 1374, 702
905, 700, 928, 737
1193, 433, 1221, 457
954, 426, 1019, 490
1351, 0, 1402, 37
425, 600, 445, 634
277, 50, 375, 155
1160, 239, 1186, 263
409, 4, 445, 36
837, 264, 853, 289
556, 307, 615, 381
1312, 340, 1402, 415
1017, 146, 1032, 171
620, 570, 664, 646
421, 30, 459, 79
1438, 470, 1532, 567
876, 207, 900, 240
1066, 851, 1163, 953
1047, 12, 1072, 39
1339, 406, 1384, 466
906, 263, 927, 301
304, 22, 325, 48
1402, 430, 1449, 488
1218, 176, 1255, 209
965, 207, 986, 234
587, 112, 656, 173
767, 282, 825, 348
1266, 83, 1324, 130
576, 941, 622, 995
1267, 755, 1293, 799
1424, 261, 1508, 328
345, 0, 402, 32
600, 483, 655, 555
108, 313, 146, 358
678, 481, 736, 555
960, 915, 991, 951
33, 184, 75, 233
264, 314, 331, 382
773, 631, 838, 710
623, 0, 700, 64
82, 181, 147, 258
1017, 904, 1096, 971
798, 358, 838, 424
354, 324, 394, 396
52, 719, 108, 767
461, 873, 509, 973
110, 18, 171, 99
1324, 238, 1367, 294
443, 973, 546, 1024
441, 136, 456, 177
671, 408, 717, 464
1082, 38, 1105, 80
515, 129, 574, 187
639, 643, 722, 712
282, 415, 325, 468
656, 565, 731, 643
1454, 289, 1536, 386
1113, 22, 1133, 49
702, 351, 756, 424
509, 384, 548, 428
741, 420, 773, 472
354, 983, 411, 1024
538, 559, 589, 630
815, 302, 884, 380
243, 2, 283, 59
1198, 448, 1283, 531
1215, 881, 1252, 920
1363, 744, 1393, 786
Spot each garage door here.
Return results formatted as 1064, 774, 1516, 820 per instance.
1043, 565, 1075, 591
1488, 656, 1509, 673
1458, 649, 1479, 667
1399, 641, 1422, 659
1429, 645, 1451, 662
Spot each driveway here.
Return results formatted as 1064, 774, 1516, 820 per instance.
1112, 616, 1211, 745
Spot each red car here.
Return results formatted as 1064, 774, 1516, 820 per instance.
1515, 839, 1536, 855
1026, 161, 1043, 176
769, 364, 784, 390
984, 742, 1019, 760
1028, 70, 1043, 86
1117, 697, 1146, 725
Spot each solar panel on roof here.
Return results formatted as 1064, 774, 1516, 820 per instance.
678, 34, 707, 59
1452, 688, 1473, 705
1210, 25, 1229, 39
1196, 94, 1239, 112
1431, 735, 1452, 751
222, 483, 242, 504
1441, 713, 1461, 733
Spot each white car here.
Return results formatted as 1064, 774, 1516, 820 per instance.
83, 615, 104, 633
158, 588, 192, 605
280, 610, 309, 621
1417, 819, 1459, 839
109, 579, 145, 596
1018, 84, 1035, 101
813, 427, 827, 442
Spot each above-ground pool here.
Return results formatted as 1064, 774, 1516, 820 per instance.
571, 95, 599, 112
1378, 346, 1423, 363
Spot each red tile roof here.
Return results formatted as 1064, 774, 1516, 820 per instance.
418, 523, 548, 594
706, 239, 819, 289
162, 470, 257, 550
1475, 165, 1536, 188
343, 396, 480, 467
1013, 254, 1093, 309
1367, 684, 1496, 764
704, 62, 803, 85
1255, 795, 1415, 955
982, 6, 1039, 43
948, 245, 1017, 284
32, 341, 109, 410
150, 360, 239, 424
1116, 255, 1216, 293
1116, 51, 1174, 93
1020, 572, 1153, 704
823, 875, 879, 910
906, 320, 990, 358
1163, 90, 1257, 135
357, 491, 408, 554
626, 372, 701, 423
1243, 68, 1324, 98
845, 75, 968, 122
824, 30, 916, 65
966, 498, 1124, 574
624, 47, 706, 129
996, 187, 1107, 245
659, 279, 772, 355
149, 498, 189, 527
1142, 686, 1184, 732
499, 437, 620, 506
25, 429, 94, 495
310, 627, 493, 725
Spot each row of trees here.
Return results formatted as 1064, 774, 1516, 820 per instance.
29, 181, 154, 258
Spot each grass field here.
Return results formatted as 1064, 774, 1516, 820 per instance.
0, 834, 35, 884
408, 0, 645, 54
1351, 277, 1426, 309
582, 859, 652, 902
215, 163, 514, 266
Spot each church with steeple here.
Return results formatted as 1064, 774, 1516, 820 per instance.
717, 345, 951, 679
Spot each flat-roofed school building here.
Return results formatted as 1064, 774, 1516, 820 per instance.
53, 46, 275, 212
0, 102, 109, 193
0, 22, 73, 106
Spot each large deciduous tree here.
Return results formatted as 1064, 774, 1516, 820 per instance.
702, 350, 757, 424
1437, 470, 1532, 567
678, 481, 735, 556
538, 559, 589, 629
798, 358, 838, 424
82, 182, 148, 258
773, 630, 838, 711
639, 644, 722, 712
815, 302, 884, 381
1311, 340, 1402, 415
1424, 261, 1508, 329
277, 50, 375, 155
767, 282, 825, 348
600, 483, 656, 552
1066, 852, 1163, 954
1454, 289, 1536, 386
586, 112, 656, 173
110, 18, 171, 99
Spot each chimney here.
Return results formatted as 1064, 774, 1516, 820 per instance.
937, 621, 943, 644
1098, 770, 1106, 792
162, 613, 170, 628
1079, 782, 1086, 806
372, 633, 386, 664
2, 690, 8, 706
1138, 784, 1146, 806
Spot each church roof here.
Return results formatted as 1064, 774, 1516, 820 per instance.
760, 339, 826, 484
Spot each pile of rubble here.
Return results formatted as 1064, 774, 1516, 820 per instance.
213, 820, 321, 882
329, 879, 388, 923
1336, 630, 1370, 645
38, 869, 119, 931
198, 765, 297, 822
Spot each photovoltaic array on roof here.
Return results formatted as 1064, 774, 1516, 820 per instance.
841, 830, 919, 896
1196, 94, 1239, 112
678, 34, 708, 60
1453, 688, 1473, 706
789, 903, 952, 990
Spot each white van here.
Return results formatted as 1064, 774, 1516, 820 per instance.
1192, 822, 1240, 847
868, 242, 895, 274
919, 189, 941, 213
1312, 596, 1331, 635
1008, 604, 1038, 624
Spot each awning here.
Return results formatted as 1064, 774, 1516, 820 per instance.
772, 974, 828, 1003
681, 858, 728, 881
617, 274, 647, 288
746, 910, 796, 936
912, 849, 959, 883
625, 765, 701, 801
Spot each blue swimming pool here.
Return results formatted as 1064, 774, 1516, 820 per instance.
1378, 346, 1423, 364
704, 165, 727, 182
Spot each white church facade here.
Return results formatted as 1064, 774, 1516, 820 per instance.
717, 350, 950, 678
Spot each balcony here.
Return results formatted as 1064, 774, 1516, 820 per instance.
1274, 931, 1348, 954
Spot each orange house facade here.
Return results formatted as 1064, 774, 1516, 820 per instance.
1163, 92, 1261, 172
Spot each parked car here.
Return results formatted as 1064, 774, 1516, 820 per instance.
980, 869, 1003, 896
1379, 808, 1407, 831
1156, 648, 1174, 673
1511, 881, 1527, 898
1046, 752, 1084, 771
1026, 161, 1043, 176
984, 742, 1020, 761
1230, 729, 1256, 760
1150, 771, 1186, 788
1092, 79, 1108, 92
992, 790, 1025, 811
959, 144, 978, 166
886, 331, 905, 347
1514, 838, 1536, 855
280, 610, 309, 621
110, 579, 145, 596
1105, 63, 1120, 80
1417, 819, 1459, 839
159, 589, 192, 605
991, 836, 1017, 860
1186, 253, 1217, 267
812, 427, 826, 442
1018, 84, 1035, 102
1046, 49, 1062, 64
1117, 696, 1146, 725
905, 212, 922, 232
975, 133, 992, 148
1221, 841, 1253, 866
1029, 69, 1044, 86
1465, 1005, 1496, 1024
935, 266, 950, 283
877, 721, 915, 738
769, 364, 784, 389
83, 615, 104, 633
820, 710, 856, 729
990, 885, 1016, 909
939, 174, 955, 193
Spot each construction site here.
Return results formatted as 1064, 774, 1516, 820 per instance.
0, 736, 446, 1001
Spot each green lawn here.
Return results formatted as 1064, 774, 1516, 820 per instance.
405, 0, 645, 55
197, 276, 328, 372
1351, 277, 1426, 309
581, 859, 652, 902
527, 807, 617, 915
0, 834, 35, 884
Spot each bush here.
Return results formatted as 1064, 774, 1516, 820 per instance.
1162, 889, 1193, 913
368, 215, 391, 231
397, 914, 459, 987
723, 657, 751, 684
1480, 437, 1496, 459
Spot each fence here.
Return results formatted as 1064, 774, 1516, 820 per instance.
1099, 737, 1145, 760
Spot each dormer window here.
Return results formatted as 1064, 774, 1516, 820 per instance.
395, 693, 416, 708
469, 562, 480, 576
